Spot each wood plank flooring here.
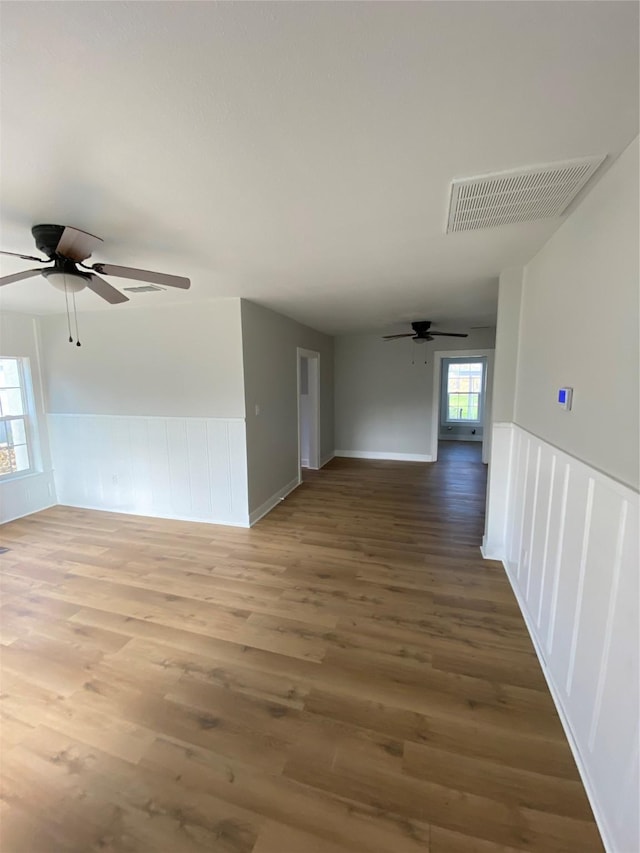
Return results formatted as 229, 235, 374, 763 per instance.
0, 442, 602, 852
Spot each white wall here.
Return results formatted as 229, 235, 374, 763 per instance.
39, 299, 250, 526
40, 299, 246, 418
240, 300, 334, 521
485, 136, 640, 853
334, 328, 496, 460
0, 312, 56, 522
516, 138, 639, 491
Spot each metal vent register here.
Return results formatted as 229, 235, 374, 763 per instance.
446, 155, 605, 233
122, 285, 165, 293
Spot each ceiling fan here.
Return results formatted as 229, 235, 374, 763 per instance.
0, 224, 190, 305
383, 320, 468, 343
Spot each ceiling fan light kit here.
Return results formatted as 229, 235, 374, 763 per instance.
42, 263, 90, 293
1, 224, 191, 346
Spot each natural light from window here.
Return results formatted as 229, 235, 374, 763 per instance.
0, 358, 31, 477
446, 361, 484, 423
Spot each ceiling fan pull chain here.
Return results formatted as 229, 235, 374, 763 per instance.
64, 277, 73, 343
72, 289, 81, 347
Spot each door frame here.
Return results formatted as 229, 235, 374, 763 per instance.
297, 348, 321, 477
429, 348, 495, 464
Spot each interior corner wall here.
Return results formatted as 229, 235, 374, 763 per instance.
39, 298, 250, 526
0, 312, 56, 522
485, 135, 639, 853
240, 299, 334, 522
334, 328, 496, 460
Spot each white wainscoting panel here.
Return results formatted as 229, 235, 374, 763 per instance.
0, 470, 56, 524
491, 423, 639, 853
48, 414, 249, 527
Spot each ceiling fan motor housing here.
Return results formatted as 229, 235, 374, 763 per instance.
31, 224, 65, 259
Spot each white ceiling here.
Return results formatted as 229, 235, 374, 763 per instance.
0, 1, 638, 334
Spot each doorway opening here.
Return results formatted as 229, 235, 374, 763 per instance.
429, 348, 494, 464
297, 348, 320, 476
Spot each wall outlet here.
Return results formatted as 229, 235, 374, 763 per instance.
255, 404, 260, 416
112, 474, 118, 484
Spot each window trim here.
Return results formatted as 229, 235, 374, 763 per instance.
440, 356, 486, 426
0, 357, 35, 481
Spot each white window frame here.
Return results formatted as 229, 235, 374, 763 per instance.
440, 356, 486, 426
0, 357, 36, 481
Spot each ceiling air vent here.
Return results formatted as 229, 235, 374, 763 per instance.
122, 284, 165, 293
446, 155, 605, 233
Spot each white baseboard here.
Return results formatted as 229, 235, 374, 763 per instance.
335, 450, 433, 463
501, 559, 614, 853
248, 476, 300, 526
319, 453, 335, 468
55, 501, 250, 528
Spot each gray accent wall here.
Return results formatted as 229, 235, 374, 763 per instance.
240, 299, 334, 515
334, 328, 496, 457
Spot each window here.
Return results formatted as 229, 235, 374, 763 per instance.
443, 358, 485, 424
0, 358, 33, 477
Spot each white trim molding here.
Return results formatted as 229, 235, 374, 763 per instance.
335, 450, 433, 462
297, 347, 321, 477
484, 422, 639, 853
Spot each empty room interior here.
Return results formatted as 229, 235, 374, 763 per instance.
0, 2, 638, 852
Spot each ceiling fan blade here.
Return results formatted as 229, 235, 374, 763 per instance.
56, 226, 103, 262
428, 331, 469, 337
85, 274, 129, 304
0, 268, 47, 286
1, 249, 47, 263
383, 333, 415, 339
92, 263, 190, 289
